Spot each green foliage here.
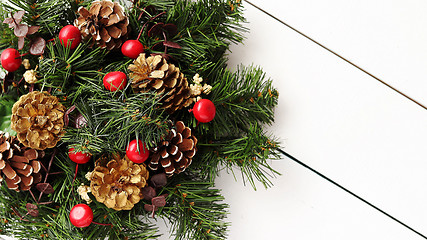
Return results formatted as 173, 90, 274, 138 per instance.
62, 94, 170, 153
0, 95, 17, 135
210, 66, 279, 136
165, 0, 246, 75
162, 180, 229, 240
198, 124, 281, 189
3, 0, 78, 34
0, 0, 281, 239
39, 39, 107, 95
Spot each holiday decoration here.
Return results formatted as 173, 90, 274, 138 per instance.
191, 99, 216, 123
188, 73, 213, 105
89, 155, 149, 210
128, 54, 192, 113
126, 139, 149, 163
0, 0, 281, 239
69, 204, 93, 228
148, 121, 197, 175
103, 71, 127, 91
74, 0, 129, 50
10, 91, 65, 150
58, 25, 82, 50
121, 40, 144, 59
22, 59, 30, 69
23, 69, 38, 84
0, 133, 43, 191
68, 148, 91, 164
1, 48, 22, 72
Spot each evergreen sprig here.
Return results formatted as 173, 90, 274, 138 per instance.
210, 66, 279, 136
162, 180, 229, 240
62, 94, 169, 153
39, 39, 107, 95
201, 123, 281, 189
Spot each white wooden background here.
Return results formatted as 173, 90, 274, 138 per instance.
217, 0, 427, 239
3, 0, 427, 239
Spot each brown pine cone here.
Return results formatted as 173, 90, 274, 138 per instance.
10, 91, 65, 150
148, 121, 197, 175
0, 133, 44, 191
128, 54, 192, 114
89, 155, 149, 211
74, 0, 129, 50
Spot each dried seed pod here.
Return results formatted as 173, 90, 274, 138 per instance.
0, 132, 44, 191
148, 121, 197, 175
10, 91, 65, 150
128, 54, 192, 113
74, 0, 129, 50
89, 155, 149, 211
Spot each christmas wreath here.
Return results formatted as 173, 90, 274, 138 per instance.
0, 0, 280, 239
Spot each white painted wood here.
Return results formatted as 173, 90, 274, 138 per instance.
219, 1, 427, 239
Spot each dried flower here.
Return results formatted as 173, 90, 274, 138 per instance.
185, 74, 212, 106
2, 11, 43, 52
23, 70, 37, 84
22, 59, 30, 69
77, 184, 92, 204
202, 83, 212, 94
85, 171, 92, 181
193, 73, 203, 84
189, 83, 203, 96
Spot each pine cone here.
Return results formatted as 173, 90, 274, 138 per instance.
11, 91, 65, 150
0, 133, 44, 191
148, 121, 197, 175
74, 0, 129, 50
90, 155, 149, 211
128, 54, 192, 113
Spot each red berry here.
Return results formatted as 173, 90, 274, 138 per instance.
126, 139, 149, 163
68, 148, 91, 164
103, 71, 127, 91
69, 204, 93, 228
1, 48, 22, 72
59, 25, 82, 50
121, 40, 144, 59
192, 99, 216, 123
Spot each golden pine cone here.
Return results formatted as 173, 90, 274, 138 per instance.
128, 54, 192, 113
90, 155, 149, 211
0, 132, 44, 191
148, 121, 197, 175
11, 91, 65, 150
74, 0, 129, 50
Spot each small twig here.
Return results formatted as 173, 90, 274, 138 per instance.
28, 189, 38, 204
20, 52, 30, 57
92, 221, 113, 227
137, 11, 166, 40
162, 31, 168, 54
38, 148, 57, 202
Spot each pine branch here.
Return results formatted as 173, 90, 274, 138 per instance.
62, 94, 170, 154
188, 65, 279, 138
193, 123, 281, 189
167, 0, 246, 75
162, 179, 229, 240
39, 39, 107, 96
